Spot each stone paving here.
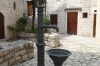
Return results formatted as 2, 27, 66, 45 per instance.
7, 34, 100, 66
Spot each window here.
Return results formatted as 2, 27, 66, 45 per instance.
83, 13, 88, 18
94, 10, 97, 12
50, 14, 58, 25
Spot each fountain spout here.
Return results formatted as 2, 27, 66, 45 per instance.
41, 24, 59, 32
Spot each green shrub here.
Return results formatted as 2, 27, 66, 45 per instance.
43, 18, 51, 25
16, 17, 27, 31
25, 29, 33, 33
33, 27, 38, 33
43, 18, 51, 33
25, 27, 38, 33
7, 26, 19, 32
7, 17, 27, 32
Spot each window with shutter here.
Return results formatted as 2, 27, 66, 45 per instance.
83, 13, 88, 18
50, 14, 58, 25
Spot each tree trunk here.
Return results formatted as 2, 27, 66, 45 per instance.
32, 0, 35, 30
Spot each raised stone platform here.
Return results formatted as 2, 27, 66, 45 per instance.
44, 33, 60, 47
18, 32, 60, 48
18, 32, 37, 42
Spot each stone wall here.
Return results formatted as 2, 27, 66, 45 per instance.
0, 42, 34, 66
77, 0, 97, 37
0, 0, 97, 39
96, 0, 100, 45
0, 0, 26, 39
46, 0, 97, 37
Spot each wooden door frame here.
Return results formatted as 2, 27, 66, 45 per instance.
93, 14, 96, 37
67, 12, 78, 35
0, 12, 5, 39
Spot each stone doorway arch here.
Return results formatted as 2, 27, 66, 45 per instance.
0, 12, 4, 39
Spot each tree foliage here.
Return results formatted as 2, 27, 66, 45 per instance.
37, 0, 46, 6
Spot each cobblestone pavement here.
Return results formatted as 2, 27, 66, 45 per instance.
13, 34, 100, 66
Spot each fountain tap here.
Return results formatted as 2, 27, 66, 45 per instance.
41, 24, 59, 32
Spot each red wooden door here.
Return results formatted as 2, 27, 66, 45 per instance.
0, 13, 4, 39
67, 12, 78, 35
93, 14, 96, 37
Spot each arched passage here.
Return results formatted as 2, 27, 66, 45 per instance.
0, 12, 4, 39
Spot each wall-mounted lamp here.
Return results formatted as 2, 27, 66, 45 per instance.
13, 1, 16, 10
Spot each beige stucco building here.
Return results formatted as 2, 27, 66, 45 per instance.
96, 0, 100, 45
0, 0, 36, 39
0, 0, 97, 39
46, 0, 97, 37
0, 0, 26, 39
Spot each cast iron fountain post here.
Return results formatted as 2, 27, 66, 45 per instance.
32, 0, 45, 66
33, 0, 71, 66
36, 6, 45, 66
32, 0, 59, 66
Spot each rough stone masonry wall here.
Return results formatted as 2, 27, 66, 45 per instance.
46, 0, 97, 37
46, 0, 68, 33
0, 42, 34, 66
96, 0, 100, 45
0, 0, 25, 39
46, 0, 84, 34
77, 0, 97, 37
18, 33, 60, 48
44, 33, 60, 48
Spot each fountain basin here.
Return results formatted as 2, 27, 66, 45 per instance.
46, 49, 71, 66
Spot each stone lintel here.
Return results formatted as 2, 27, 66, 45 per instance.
65, 8, 82, 11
